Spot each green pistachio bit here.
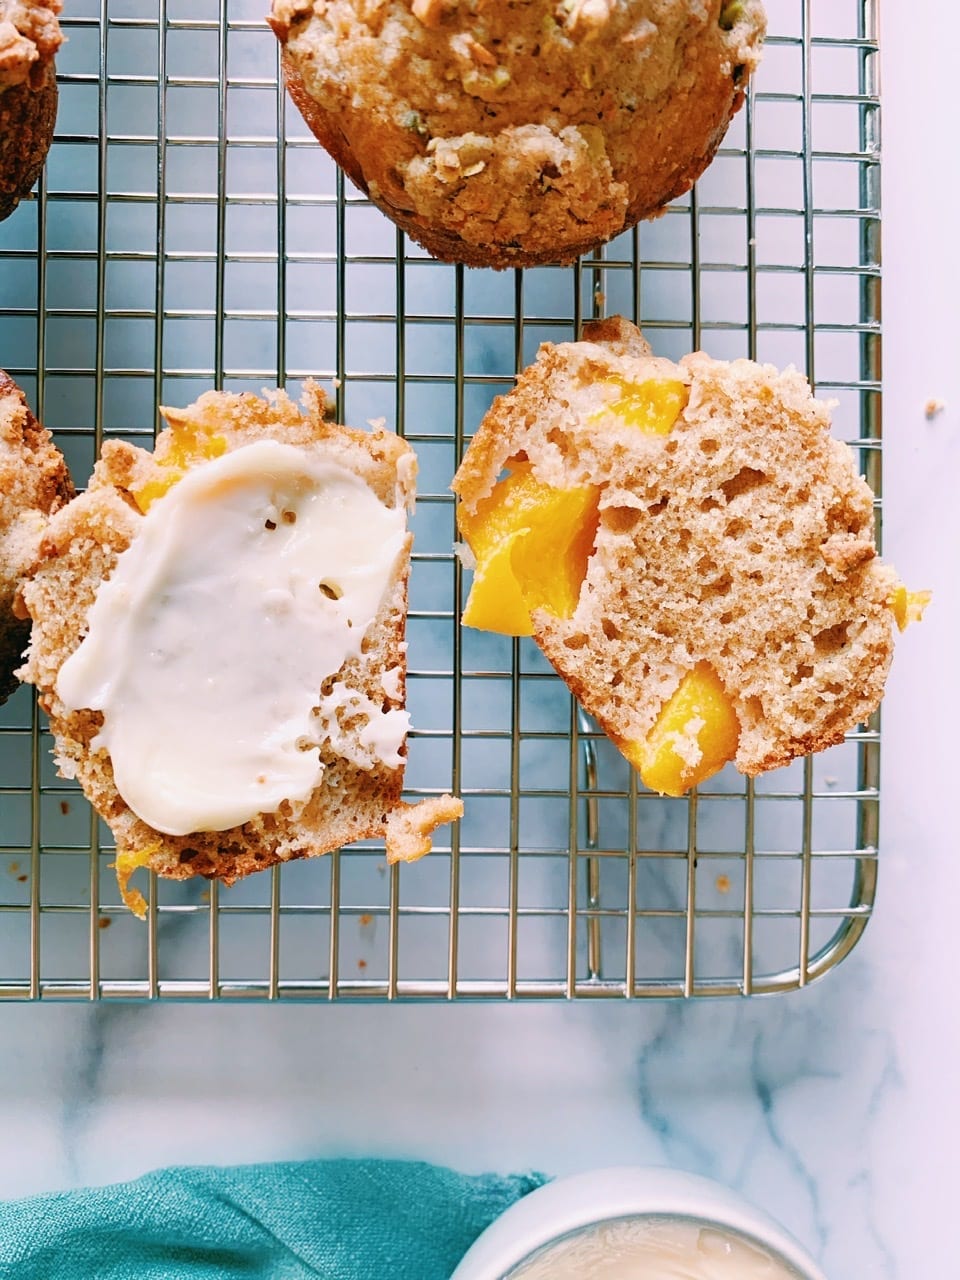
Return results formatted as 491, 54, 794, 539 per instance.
719, 0, 746, 29
402, 110, 429, 139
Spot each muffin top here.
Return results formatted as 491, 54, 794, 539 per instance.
271, 0, 766, 267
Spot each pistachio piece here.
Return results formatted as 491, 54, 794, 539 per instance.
402, 109, 430, 139
719, 1, 746, 31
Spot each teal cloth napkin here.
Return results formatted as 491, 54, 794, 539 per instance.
0, 1159, 547, 1279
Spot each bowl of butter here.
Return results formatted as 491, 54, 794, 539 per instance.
451, 1168, 827, 1280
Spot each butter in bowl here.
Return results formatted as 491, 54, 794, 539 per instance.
452, 1168, 827, 1280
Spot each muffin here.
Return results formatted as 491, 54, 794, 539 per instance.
268, 0, 766, 268
19, 385, 462, 915
0, 0, 62, 221
0, 371, 72, 702
453, 317, 926, 795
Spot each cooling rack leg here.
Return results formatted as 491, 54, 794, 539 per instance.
577, 707, 602, 982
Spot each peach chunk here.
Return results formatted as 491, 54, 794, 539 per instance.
110, 844, 159, 920
889, 585, 932, 632
461, 529, 534, 637
589, 376, 689, 436
619, 663, 740, 797
132, 419, 228, 512
458, 461, 600, 636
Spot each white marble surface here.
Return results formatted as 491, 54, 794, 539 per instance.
1, 5, 958, 1279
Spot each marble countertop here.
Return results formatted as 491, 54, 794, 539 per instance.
1, 7, 957, 1280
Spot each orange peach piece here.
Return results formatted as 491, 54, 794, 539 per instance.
889, 585, 932, 632
132, 421, 228, 512
589, 376, 689, 435
458, 461, 600, 635
619, 663, 740, 797
461, 529, 535, 637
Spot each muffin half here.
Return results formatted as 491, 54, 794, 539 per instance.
453, 317, 926, 794
20, 385, 461, 913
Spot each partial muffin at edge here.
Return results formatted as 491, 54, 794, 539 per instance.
0, 0, 63, 221
0, 370, 73, 703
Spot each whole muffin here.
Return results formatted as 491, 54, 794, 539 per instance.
0, 0, 62, 221
268, 0, 766, 268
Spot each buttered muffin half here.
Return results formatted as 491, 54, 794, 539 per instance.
453, 316, 927, 796
268, 0, 765, 268
19, 385, 461, 915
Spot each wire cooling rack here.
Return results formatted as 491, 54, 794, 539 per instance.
0, 0, 881, 1000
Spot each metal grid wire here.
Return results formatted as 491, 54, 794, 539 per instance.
0, 0, 881, 999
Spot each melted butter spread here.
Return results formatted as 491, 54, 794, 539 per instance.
57, 439, 408, 836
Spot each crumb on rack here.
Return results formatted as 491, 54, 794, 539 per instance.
924, 398, 946, 420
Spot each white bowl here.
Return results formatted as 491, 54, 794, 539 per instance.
451, 1167, 827, 1280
